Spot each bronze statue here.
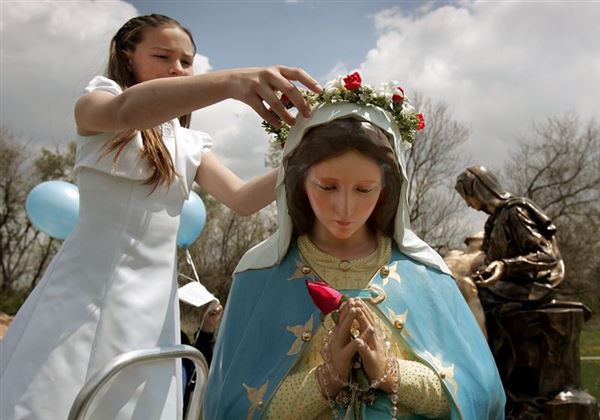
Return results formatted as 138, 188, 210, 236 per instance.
455, 165, 597, 420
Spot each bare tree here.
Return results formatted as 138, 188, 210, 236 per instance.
503, 115, 600, 219
0, 133, 76, 314
177, 192, 277, 333
178, 192, 277, 305
406, 95, 470, 253
35, 141, 76, 183
502, 115, 600, 303
0, 133, 45, 311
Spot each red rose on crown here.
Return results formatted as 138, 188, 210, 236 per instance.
416, 113, 425, 130
392, 87, 405, 103
343, 72, 362, 91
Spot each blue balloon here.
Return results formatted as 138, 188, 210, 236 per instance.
177, 191, 207, 247
26, 181, 79, 240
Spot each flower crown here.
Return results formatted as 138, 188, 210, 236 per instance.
263, 72, 425, 149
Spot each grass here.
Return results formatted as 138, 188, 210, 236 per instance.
581, 326, 600, 402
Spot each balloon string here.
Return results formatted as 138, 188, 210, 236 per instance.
185, 249, 201, 283
178, 273, 197, 283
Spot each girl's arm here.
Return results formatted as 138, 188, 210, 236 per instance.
75, 66, 321, 136
194, 152, 277, 216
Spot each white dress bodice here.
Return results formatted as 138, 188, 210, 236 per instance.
0, 76, 212, 420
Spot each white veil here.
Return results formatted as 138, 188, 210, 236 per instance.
235, 102, 451, 275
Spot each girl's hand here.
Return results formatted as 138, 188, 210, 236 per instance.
227, 66, 322, 127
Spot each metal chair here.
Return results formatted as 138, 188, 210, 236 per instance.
68, 345, 208, 420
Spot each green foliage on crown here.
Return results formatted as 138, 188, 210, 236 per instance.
263, 72, 425, 150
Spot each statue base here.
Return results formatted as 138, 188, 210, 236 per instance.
545, 389, 599, 420
486, 305, 598, 419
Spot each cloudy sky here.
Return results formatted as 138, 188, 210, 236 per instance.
2, 0, 599, 181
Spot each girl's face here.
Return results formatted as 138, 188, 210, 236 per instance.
127, 25, 195, 83
304, 150, 383, 243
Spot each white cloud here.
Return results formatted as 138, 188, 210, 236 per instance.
1, 0, 265, 180
191, 101, 271, 180
2, 1, 138, 148
193, 54, 211, 75
321, 61, 350, 82
189, 49, 270, 180
5, 1, 599, 183
1, 2, 216, 147
358, 1, 600, 169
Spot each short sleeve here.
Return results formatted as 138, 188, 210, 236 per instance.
74, 76, 147, 181
83, 76, 123, 96
173, 125, 213, 195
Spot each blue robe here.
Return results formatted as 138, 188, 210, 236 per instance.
204, 243, 505, 419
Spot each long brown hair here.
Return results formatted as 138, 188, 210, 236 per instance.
285, 118, 402, 237
102, 14, 196, 190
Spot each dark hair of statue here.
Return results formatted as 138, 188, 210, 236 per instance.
100, 14, 196, 191
285, 118, 402, 237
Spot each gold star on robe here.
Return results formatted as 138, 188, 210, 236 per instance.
387, 307, 411, 338
285, 315, 314, 356
288, 259, 315, 281
421, 351, 458, 395
243, 380, 269, 420
382, 262, 402, 286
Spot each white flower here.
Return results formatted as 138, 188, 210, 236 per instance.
400, 101, 415, 115
323, 76, 345, 93
377, 81, 399, 102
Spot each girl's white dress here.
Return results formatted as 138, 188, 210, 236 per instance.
0, 77, 211, 420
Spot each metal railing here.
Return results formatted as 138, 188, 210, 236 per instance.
68, 345, 208, 420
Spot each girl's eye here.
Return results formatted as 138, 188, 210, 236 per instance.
318, 185, 336, 191
182, 60, 192, 67
357, 188, 374, 194
154, 55, 168, 59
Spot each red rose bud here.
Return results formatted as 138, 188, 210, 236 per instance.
392, 87, 405, 103
306, 280, 342, 315
417, 113, 425, 130
343, 72, 362, 91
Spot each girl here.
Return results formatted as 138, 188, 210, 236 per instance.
204, 75, 505, 419
0, 14, 320, 420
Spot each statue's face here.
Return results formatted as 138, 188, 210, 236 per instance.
463, 194, 485, 211
304, 150, 383, 242
456, 175, 491, 213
